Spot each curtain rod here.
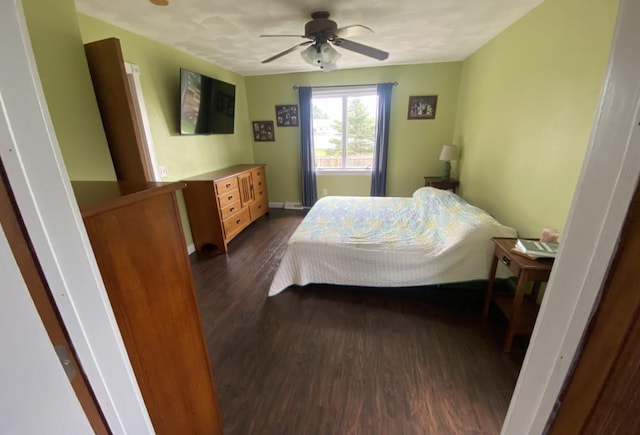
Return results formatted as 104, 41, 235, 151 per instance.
292, 81, 398, 90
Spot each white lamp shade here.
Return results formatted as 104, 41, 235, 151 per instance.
439, 144, 458, 161
300, 42, 341, 70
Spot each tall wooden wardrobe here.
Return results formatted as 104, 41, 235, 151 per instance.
82, 38, 223, 434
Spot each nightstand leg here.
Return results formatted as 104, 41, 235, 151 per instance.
531, 282, 542, 302
483, 255, 499, 317
504, 272, 528, 352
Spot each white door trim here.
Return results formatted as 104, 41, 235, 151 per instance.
502, 0, 640, 432
1, 1, 153, 433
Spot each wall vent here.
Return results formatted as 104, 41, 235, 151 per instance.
284, 202, 304, 210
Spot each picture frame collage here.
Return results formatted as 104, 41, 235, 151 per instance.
252, 104, 299, 142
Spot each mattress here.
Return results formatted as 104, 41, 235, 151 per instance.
268, 187, 516, 296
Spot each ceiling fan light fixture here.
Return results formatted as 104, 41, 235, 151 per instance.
321, 62, 337, 72
300, 42, 341, 70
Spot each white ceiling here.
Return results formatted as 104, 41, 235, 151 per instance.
74, 0, 542, 77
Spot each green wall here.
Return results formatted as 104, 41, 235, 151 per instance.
245, 62, 461, 202
22, 0, 116, 180
316, 174, 371, 198
454, 0, 619, 237
77, 14, 254, 180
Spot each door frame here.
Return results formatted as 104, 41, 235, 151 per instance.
0, 164, 109, 434
0, 224, 93, 434
502, 0, 640, 432
1, 1, 153, 433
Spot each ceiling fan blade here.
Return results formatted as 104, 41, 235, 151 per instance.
261, 41, 313, 64
334, 24, 374, 39
333, 38, 388, 61
260, 34, 312, 39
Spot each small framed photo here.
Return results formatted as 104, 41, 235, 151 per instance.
407, 95, 438, 120
252, 121, 275, 141
275, 104, 299, 127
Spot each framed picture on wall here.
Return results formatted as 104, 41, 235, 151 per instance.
275, 104, 299, 127
407, 95, 438, 120
252, 120, 275, 141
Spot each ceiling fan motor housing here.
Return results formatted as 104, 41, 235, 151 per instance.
305, 11, 337, 40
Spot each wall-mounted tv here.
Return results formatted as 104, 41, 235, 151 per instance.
180, 68, 235, 135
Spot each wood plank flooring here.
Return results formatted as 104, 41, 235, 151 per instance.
190, 209, 525, 434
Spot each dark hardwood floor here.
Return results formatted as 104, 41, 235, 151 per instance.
190, 209, 525, 435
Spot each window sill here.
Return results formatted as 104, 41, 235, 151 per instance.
315, 170, 372, 176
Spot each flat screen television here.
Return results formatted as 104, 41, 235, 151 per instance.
179, 68, 235, 135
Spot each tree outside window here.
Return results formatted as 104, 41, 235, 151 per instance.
312, 87, 378, 171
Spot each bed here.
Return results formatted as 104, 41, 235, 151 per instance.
269, 187, 517, 296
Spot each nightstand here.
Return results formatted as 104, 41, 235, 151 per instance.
483, 237, 555, 352
423, 176, 459, 193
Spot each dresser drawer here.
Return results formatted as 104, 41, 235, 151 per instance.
249, 198, 268, 220
217, 189, 239, 208
252, 167, 265, 182
254, 181, 267, 200
222, 207, 250, 239
251, 168, 266, 187
252, 169, 267, 199
215, 177, 238, 196
220, 200, 241, 220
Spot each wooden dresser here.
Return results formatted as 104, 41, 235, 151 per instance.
182, 164, 269, 253
72, 181, 222, 435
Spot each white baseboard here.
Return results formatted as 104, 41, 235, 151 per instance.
187, 243, 196, 255
268, 202, 306, 210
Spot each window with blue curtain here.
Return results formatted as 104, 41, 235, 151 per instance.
299, 83, 393, 204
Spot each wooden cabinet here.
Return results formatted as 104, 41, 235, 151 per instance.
84, 38, 151, 182
483, 238, 554, 352
423, 176, 459, 193
72, 181, 222, 435
183, 164, 269, 253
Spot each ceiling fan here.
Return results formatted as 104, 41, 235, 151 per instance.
260, 11, 389, 70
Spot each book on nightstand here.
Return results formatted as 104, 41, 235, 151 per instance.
513, 239, 559, 258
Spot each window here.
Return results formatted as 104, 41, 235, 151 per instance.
312, 86, 378, 172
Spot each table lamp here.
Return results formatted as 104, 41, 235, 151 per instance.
439, 144, 458, 180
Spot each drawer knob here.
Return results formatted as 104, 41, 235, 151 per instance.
502, 255, 511, 266
229, 207, 234, 212
236, 219, 241, 224
228, 195, 233, 200
226, 183, 231, 188
258, 204, 262, 209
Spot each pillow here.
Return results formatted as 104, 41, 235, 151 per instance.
412, 186, 453, 202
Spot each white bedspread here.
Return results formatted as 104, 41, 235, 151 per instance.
268, 187, 516, 296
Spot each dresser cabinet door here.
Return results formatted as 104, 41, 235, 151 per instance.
238, 172, 254, 206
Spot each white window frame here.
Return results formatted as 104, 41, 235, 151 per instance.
312, 85, 378, 175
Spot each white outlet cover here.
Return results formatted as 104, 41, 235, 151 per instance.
159, 165, 168, 178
